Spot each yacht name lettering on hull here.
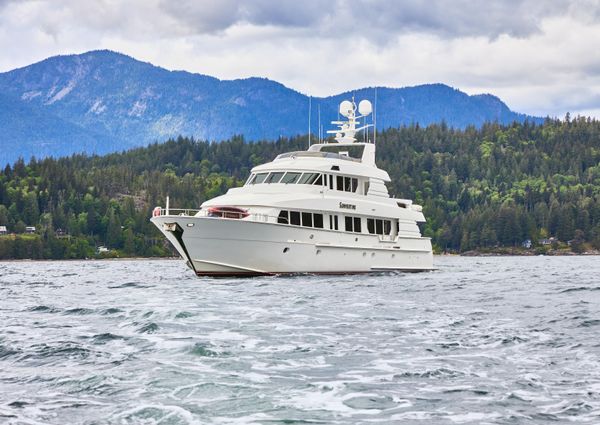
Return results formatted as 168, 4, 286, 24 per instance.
339, 202, 356, 210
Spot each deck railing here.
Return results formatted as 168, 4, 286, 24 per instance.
152, 206, 279, 223
152, 207, 202, 217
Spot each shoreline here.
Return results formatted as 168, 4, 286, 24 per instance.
1, 253, 599, 262
0, 257, 181, 263
443, 249, 600, 257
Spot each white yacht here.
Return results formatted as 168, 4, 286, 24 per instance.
151, 99, 434, 276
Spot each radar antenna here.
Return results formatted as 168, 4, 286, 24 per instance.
326, 98, 373, 143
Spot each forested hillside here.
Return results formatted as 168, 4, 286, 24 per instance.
1, 116, 599, 259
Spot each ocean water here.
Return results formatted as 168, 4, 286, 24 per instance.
1, 256, 600, 424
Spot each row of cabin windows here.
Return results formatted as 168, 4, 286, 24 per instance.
277, 210, 393, 236
335, 175, 358, 193
277, 210, 324, 228
367, 218, 392, 235
249, 171, 323, 186
247, 172, 359, 193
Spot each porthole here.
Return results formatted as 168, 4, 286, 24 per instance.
371, 252, 375, 257
362, 252, 366, 257
310, 234, 314, 239
283, 247, 290, 253
316, 249, 321, 255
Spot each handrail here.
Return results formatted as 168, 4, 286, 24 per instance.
151, 206, 282, 223
152, 207, 202, 217
275, 151, 361, 162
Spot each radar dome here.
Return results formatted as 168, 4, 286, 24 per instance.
358, 100, 372, 116
339, 100, 354, 117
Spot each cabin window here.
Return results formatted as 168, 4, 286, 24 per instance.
265, 172, 284, 183
314, 213, 324, 228
353, 217, 361, 233
328, 174, 334, 190
298, 173, 320, 185
336, 175, 343, 191
364, 181, 370, 194
253, 173, 269, 184
343, 177, 358, 192
313, 174, 323, 185
246, 174, 256, 185
329, 215, 339, 230
345, 216, 362, 233
301, 212, 313, 227
376, 219, 383, 235
281, 172, 301, 184
384, 220, 391, 235
277, 210, 289, 224
345, 216, 352, 232
290, 211, 301, 226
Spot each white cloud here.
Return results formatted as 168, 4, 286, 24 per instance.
0, 0, 599, 118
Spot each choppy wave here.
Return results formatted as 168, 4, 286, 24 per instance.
1, 256, 600, 424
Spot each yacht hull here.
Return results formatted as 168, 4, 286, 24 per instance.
151, 215, 434, 277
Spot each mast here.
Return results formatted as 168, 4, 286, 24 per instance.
326, 98, 373, 143
374, 88, 377, 146
318, 104, 321, 143
308, 96, 312, 148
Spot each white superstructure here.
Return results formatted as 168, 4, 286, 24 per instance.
151, 99, 434, 276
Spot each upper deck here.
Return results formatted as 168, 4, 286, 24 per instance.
156, 98, 427, 226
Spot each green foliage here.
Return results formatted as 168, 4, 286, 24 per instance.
1, 117, 600, 258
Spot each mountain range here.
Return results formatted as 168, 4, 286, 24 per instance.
0, 50, 542, 165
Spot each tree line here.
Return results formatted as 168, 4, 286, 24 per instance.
0, 116, 599, 259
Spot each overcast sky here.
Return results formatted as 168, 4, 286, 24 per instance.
1, 0, 599, 118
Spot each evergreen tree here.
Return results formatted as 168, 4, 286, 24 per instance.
106, 208, 122, 248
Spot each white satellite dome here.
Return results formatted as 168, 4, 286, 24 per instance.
358, 100, 372, 116
339, 100, 354, 117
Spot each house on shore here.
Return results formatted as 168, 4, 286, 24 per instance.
540, 237, 558, 246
